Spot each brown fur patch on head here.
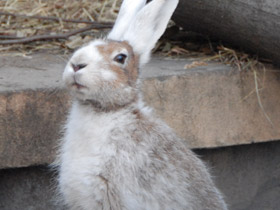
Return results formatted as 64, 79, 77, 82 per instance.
96, 40, 139, 87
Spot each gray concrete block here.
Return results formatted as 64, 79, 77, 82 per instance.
1, 53, 280, 169
0, 90, 70, 168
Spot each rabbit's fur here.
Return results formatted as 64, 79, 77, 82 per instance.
55, 0, 228, 209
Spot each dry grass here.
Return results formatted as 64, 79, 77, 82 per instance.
0, 1, 274, 126
0, 0, 121, 54
0, 0, 271, 74
204, 46, 263, 71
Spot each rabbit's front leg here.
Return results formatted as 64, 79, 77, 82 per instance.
96, 174, 123, 210
62, 173, 122, 210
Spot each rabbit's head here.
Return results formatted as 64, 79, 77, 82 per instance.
63, 0, 179, 110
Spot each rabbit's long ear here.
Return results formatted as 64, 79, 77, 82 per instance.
107, 0, 147, 40
123, 0, 179, 65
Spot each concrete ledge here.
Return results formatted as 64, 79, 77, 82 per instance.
1, 53, 280, 169
142, 64, 280, 148
0, 90, 69, 168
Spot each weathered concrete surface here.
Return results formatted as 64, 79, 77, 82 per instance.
1, 140, 279, 210
1, 53, 280, 168
142, 66, 280, 148
0, 91, 70, 168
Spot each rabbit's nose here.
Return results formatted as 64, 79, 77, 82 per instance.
71, 63, 87, 72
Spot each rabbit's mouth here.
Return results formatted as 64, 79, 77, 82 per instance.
72, 76, 86, 89
72, 82, 86, 89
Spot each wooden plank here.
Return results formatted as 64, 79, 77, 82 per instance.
173, 0, 280, 65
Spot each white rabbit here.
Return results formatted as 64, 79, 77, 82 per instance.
55, 0, 228, 209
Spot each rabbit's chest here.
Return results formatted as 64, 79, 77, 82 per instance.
62, 113, 118, 171
59, 113, 120, 204
59, 106, 149, 208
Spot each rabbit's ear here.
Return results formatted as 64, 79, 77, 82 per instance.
123, 0, 179, 65
108, 0, 147, 40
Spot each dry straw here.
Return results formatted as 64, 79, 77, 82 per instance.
0, 0, 121, 54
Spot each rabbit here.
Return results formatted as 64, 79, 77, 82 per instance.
55, 0, 228, 209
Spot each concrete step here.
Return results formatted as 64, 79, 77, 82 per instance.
1, 53, 280, 169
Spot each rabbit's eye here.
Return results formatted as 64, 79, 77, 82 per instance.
114, 53, 127, 64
